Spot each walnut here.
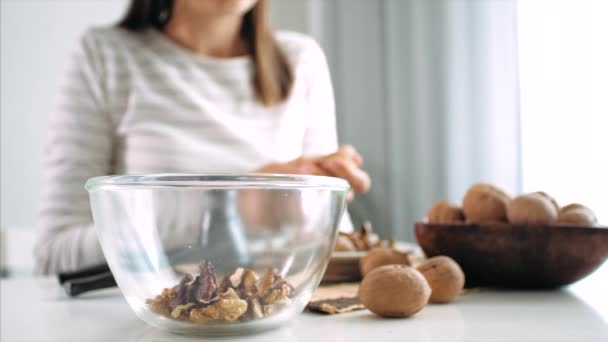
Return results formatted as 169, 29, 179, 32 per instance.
220, 267, 259, 297
263, 303, 287, 317
416, 256, 465, 303
189, 288, 248, 324
532, 191, 559, 212
189, 309, 213, 325
146, 287, 176, 317
147, 261, 297, 324
359, 247, 411, 277
189, 260, 220, 305
258, 269, 294, 303
507, 193, 558, 224
358, 265, 430, 318
427, 200, 465, 224
220, 268, 245, 290
242, 296, 264, 320
332, 222, 383, 252
170, 303, 195, 320
462, 183, 511, 223
257, 269, 279, 296
262, 283, 292, 304
258, 269, 293, 304
169, 273, 194, 312
240, 270, 259, 296
558, 203, 597, 226
357, 221, 381, 249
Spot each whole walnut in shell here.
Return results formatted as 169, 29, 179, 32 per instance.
507, 193, 558, 224
558, 203, 597, 226
358, 265, 430, 318
427, 200, 465, 224
416, 256, 465, 303
462, 183, 511, 223
532, 191, 559, 212
359, 247, 411, 277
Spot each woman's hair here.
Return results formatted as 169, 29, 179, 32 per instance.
119, 0, 293, 106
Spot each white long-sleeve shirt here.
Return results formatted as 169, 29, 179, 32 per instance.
36, 27, 344, 274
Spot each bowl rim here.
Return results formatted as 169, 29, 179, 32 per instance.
85, 173, 350, 191
414, 221, 608, 231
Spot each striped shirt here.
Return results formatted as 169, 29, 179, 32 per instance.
36, 27, 344, 274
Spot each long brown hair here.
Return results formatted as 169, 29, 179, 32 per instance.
119, 0, 293, 106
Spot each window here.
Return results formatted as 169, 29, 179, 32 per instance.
518, 0, 608, 223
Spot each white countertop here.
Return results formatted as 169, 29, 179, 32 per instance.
2, 264, 607, 342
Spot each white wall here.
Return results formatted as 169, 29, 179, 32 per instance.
518, 0, 608, 223
1, 0, 129, 231
0, 0, 128, 274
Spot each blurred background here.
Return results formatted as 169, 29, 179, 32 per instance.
1, 0, 607, 276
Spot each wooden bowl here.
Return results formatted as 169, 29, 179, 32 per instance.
415, 222, 608, 288
321, 241, 419, 283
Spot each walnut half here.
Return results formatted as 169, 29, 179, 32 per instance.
190, 288, 248, 324
258, 269, 294, 304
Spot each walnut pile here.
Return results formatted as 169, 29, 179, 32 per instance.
146, 260, 294, 324
426, 184, 600, 226
334, 222, 393, 252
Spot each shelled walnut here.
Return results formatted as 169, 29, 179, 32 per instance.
147, 260, 295, 325
189, 288, 248, 324
146, 287, 177, 317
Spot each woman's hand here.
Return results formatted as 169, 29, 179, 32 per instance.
245, 145, 370, 228
256, 145, 371, 197
316, 145, 370, 194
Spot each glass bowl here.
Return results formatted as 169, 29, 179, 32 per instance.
86, 174, 349, 336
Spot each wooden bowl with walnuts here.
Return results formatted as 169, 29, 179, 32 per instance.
415, 183, 608, 289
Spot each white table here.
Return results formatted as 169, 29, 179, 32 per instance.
2, 265, 607, 342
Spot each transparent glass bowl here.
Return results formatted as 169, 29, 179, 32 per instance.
86, 174, 348, 336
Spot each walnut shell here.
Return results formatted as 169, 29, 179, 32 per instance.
507, 193, 558, 224
349, 222, 381, 251
558, 203, 597, 226
462, 183, 511, 223
334, 233, 356, 252
359, 247, 411, 277
416, 256, 464, 303
532, 191, 559, 212
427, 200, 465, 224
358, 265, 430, 318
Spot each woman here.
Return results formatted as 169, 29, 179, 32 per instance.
35, 0, 370, 274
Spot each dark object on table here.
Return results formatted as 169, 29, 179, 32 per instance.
58, 264, 117, 296
58, 263, 111, 284
415, 222, 608, 288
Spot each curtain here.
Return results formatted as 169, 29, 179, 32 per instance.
308, 0, 521, 240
